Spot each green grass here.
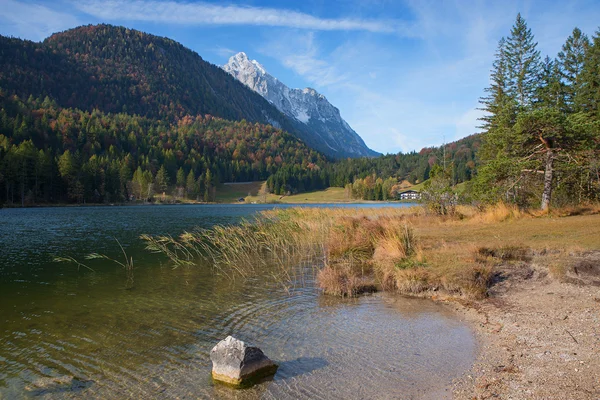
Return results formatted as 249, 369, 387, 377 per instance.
454, 181, 468, 194
214, 182, 264, 203
215, 181, 361, 204
402, 179, 467, 194
407, 180, 427, 191
245, 187, 354, 204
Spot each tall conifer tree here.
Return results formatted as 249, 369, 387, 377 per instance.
575, 30, 600, 115
536, 56, 564, 110
476, 37, 520, 203
505, 14, 541, 109
479, 38, 514, 133
558, 28, 589, 112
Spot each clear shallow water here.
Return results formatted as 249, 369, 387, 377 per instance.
0, 204, 475, 399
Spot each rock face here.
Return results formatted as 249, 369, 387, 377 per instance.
223, 52, 380, 158
210, 336, 278, 387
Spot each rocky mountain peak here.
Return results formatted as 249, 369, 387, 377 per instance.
226, 52, 268, 77
223, 53, 378, 158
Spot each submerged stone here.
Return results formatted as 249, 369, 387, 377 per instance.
210, 336, 278, 387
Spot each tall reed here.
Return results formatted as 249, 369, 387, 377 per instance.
141, 207, 429, 296
142, 209, 332, 285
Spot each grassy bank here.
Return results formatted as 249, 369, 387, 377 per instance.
254, 187, 351, 203
239, 184, 352, 204
217, 181, 401, 203
214, 180, 349, 203
142, 204, 600, 299
214, 182, 264, 203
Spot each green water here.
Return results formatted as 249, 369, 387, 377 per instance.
0, 204, 475, 399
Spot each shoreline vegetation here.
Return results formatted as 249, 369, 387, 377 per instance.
142, 203, 600, 299
0, 183, 418, 208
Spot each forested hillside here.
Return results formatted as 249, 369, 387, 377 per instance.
0, 92, 325, 205
0, 88, 481, 205
266, 134, 480, 199
1, 26, 282, 124
0, 24, 486, 205
0, 25, 363, 158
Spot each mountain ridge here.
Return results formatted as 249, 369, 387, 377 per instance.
223, 52, 379, 158
0, 24, 370, 158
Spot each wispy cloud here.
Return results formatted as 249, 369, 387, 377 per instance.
262, 32, 350, 87
212, 46, 237, 58
0, 0, 80, 41
74, 0, 407, 33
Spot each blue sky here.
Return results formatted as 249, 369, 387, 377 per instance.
1, 0, 600, 154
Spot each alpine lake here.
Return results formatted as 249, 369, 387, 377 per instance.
0, 204, 476, 399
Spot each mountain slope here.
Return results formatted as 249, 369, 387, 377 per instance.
0, 24, 367, 158
223, 52, 379, 158
0, 91, 327, 205
0, 26, 286, 126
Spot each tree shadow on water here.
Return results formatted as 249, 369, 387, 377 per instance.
276, 357, 329, 380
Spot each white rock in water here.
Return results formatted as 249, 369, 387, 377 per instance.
210, 336, 278, 387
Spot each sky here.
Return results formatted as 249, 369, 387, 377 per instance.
1, 0, 600, 154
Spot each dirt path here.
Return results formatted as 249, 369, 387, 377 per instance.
452, 257, 600, 399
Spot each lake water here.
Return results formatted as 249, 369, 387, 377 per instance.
0, 204, 475, 399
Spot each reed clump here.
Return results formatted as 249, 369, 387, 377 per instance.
316, 266, 376, 297
318, 215, 420, 296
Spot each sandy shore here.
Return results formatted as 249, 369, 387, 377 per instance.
451, 252, 600, 399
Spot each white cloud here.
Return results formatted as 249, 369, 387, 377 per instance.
73, 0, 409, 33
0, 0, 80, 41
265, 32, 351, 87
212, 46, 237, 58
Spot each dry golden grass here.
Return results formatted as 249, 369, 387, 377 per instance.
142, 203, 600, 299
407, 203, 600, 295
459, 203, 524, 223
317, 265, 376, 297
549, 203, 600, 217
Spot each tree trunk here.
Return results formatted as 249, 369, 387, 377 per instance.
541, 148, 554, 211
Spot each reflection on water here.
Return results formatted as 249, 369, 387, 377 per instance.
0, 204, 473, 399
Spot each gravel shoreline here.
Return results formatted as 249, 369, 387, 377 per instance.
451, 256, 600, 399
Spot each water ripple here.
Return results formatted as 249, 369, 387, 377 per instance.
0, 205, 471, 399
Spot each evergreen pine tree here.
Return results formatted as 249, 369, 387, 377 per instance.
478, 38, 518, 136
575, 30, 600, 115
132, 166, 147, 200
557, 27, 589, 112
204, 169, 213, 202
176, 168, 185, 188
536, 56, 564, 110
505, 13, 541, 109
155, 165, 169, 193
186, 170, 196, 199
475, 37, 520, 203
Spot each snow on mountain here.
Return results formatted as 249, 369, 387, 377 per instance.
223, 52, 379, 158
